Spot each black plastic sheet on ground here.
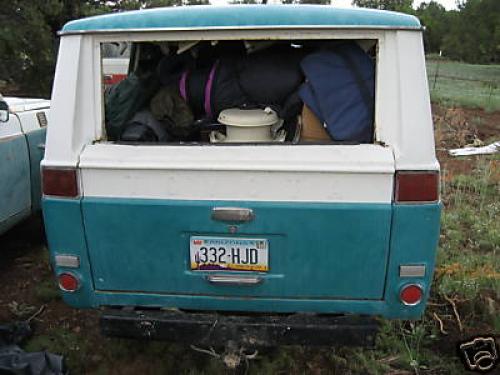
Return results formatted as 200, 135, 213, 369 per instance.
0, 322, 66, 375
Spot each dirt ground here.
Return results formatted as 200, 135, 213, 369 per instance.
0, 103, 498, 374
0, 217, 103, 367
433, 104, 500, 193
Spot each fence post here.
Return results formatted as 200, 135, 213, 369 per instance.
487, 83, 495, 105
432, 60, 441, 91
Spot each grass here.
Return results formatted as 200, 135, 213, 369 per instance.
327, 156, 499, 374
19, 156, 498, 374
426, 60, 500, 111
436, 158, 499, 331
34, 279, 61, 303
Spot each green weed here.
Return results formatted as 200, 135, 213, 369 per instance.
438, 159, 499, 301
34, 279, 61, 303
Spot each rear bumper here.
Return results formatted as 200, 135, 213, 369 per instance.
100, 309, 379, 347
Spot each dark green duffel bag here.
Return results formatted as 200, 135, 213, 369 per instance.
104, 72, 159, 140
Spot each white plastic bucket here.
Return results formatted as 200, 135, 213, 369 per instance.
217, 108, 279, 143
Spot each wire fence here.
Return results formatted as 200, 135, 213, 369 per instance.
426, 59, 500, 110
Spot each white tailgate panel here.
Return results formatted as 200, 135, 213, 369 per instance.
79, 144, 395, 203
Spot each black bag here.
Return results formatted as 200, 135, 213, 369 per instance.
104, 72, 159, 140
119, 110, 171, 143
237, 47, 304, 106
160, 45, 305, 120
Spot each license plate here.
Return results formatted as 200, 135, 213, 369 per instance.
190, 236, 269, 272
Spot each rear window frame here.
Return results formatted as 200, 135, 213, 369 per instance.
93, 28, 386, 145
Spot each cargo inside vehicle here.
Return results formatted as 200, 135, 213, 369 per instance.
101, 39, 377, 145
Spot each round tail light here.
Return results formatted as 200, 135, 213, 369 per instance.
400, 284, 423, 306
58, 273, 79, 292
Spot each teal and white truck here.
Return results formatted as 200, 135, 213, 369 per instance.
42, 5, 441, 353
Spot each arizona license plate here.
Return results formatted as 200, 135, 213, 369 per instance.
190, 236, 269, 272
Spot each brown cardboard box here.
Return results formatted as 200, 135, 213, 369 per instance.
300, 104, 331, 141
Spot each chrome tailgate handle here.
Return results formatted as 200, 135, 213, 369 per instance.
206, 275, 262, 285
211, 207, 255, 223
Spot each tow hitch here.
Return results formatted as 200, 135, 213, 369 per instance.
190, 340, 258, 369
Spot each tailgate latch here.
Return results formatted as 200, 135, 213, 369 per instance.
211, 207, 255, 223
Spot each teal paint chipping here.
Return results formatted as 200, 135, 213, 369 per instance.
62, 5, 421, 33
43, 196, 441, 319
24, 128, 46, 212
42, 198, 94, 308
81, 198, 392, 299
0, 134, 31, 234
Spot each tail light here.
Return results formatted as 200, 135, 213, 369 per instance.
58, 273, 80, 292
42, 167, 79, 198
395, 171, 439, 203
400, 284, 423, 306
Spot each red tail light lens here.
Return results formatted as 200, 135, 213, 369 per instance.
400, 284, 423, 306
58, 273, 80, 292
395, 171, 439, 203
42, 167, 79, 198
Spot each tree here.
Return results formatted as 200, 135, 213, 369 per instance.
0, 0, 114, 96
416, 1, 449, 53
0, 1, 69, 96
230, 0, 259, 4
0, 0, 208, 96
442, 0, 500, 63
236, 0, 332, 4
94, 0, 208, 11
282, 0, 331, 3
351, 0, 414, 13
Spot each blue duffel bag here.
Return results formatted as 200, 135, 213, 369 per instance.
299, 43, 375, 143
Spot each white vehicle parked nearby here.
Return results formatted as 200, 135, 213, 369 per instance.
102, 42, 130, 87
0, 95, 49, 235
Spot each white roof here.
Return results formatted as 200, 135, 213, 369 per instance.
4, 96, 50, 113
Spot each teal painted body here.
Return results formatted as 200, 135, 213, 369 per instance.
43, 197, 441, 319
0, 134, 31, 233
62, 5, 421, 33
82, 198, 391, 299
0, 128, 46, 235
24, 128, 46, 212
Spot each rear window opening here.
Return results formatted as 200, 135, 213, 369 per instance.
100, 39, 377, 146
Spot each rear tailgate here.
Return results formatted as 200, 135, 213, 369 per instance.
79, 144, 394, 300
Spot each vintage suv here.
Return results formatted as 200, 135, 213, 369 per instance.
42, 5, 441, 349
0, 95, 49, 235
